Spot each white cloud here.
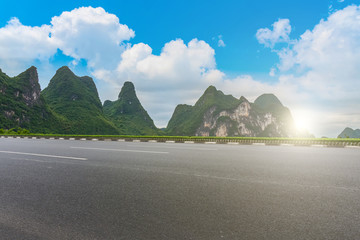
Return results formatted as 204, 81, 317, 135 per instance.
0, 6, 134, 76
269, 67, 276, 77
256, 18, 292, 48
256, 5, 360, 137
50, 7, 134, 69
0, 17, 57, 76
217, 35, 226, 47
278, 5, 360, 98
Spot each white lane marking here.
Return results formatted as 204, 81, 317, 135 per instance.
345, 146, 360, 149
71, 146, 169, 154
311, 144, 326, 148
205, 142, 216, 144
133, 140, 141, 142
126, 144, 218, 151
118, 139, 125, 142
165, 141, 175, 143
148, 140, 157, 143
280, 144, 295, 147
227, 142, 239, 145
252, 143, 265, 146
184, 141, 195, 144
0, 150, 87, 161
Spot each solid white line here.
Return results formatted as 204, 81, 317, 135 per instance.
71, 146, 169, 154
252, 143, 265, 146
0, 150, 87, 160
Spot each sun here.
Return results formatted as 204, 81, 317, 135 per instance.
293, 110, 313, 132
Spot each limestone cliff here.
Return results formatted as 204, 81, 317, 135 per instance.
167, 86, 295, 137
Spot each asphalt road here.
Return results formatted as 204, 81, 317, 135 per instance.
0, 138, 360, 240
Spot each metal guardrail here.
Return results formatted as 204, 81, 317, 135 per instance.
1, 134, 360, 148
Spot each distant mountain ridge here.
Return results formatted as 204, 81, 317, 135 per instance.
1, 66, 157, 135
1, 66, 296, 137
338, 127, 360, 138
166, 86, 295, 137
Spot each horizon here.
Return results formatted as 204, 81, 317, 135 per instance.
1, 0, 360, 137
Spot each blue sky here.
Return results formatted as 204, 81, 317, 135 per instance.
1, 0, 360, 137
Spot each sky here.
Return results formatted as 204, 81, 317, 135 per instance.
1, 0, 360, 137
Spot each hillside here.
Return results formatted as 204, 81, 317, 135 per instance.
41, 66, 119, 134
338, 127, 360, 138
0, 67, 69, 133
103, 82, 159, 135
166, 86, 295, 137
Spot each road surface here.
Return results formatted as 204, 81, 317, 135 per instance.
1, 137, 360, 239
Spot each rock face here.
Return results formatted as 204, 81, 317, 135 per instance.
0, 67, 68, 133
338, 127, 360, 138
103, 82, 159, 135
167, 86, 295, 137
41, 66, 119, 134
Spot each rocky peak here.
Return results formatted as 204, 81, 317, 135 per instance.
118, 81, 136, 100
239, 96, 249, 103
17, 66, 41, 106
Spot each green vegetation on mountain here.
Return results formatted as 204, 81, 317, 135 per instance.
167, 86, 240, 135
166, 86, 295, 137
1, 66, 296, 137
103, 82, 159, 135
338, 127, 360, 138
42, 66, 119, 134
0, 67, 69, 133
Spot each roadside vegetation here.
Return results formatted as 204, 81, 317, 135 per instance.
1, 131, 359, 146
